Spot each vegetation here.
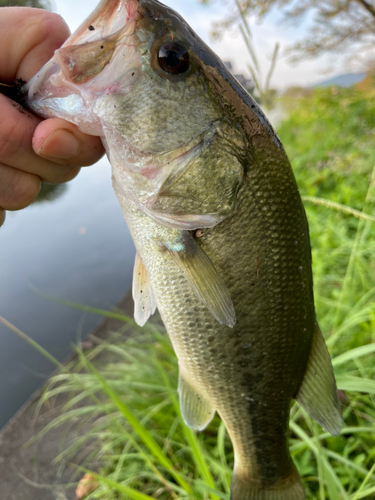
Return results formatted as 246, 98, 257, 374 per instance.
278, 85, 375, 348
0, 0, 51, 8
200, 0, 375, 65
2, 85, 370, 499
234, 0, 279, 109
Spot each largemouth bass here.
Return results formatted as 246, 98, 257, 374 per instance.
24, 1, 342, 498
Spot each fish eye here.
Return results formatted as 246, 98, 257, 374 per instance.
157, 42, 190, 75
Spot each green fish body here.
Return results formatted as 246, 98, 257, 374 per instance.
25, 1, 342, 498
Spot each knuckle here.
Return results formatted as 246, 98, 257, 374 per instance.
26, 12, 70, 54
0, 167, 40, 210
0, 114, 21, 162
81, 142, 105, 166
46, 165, 81, 184
62, 166, 80, 182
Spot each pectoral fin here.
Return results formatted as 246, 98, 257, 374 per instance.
295, 322, 342, 436
178, 373, 215, 431
168, 234, 236, 327
132, 252, 157, 327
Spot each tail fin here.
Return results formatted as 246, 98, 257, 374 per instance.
230, 464, 305, 500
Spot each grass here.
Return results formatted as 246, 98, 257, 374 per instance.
3, 85, 375, 499
13, 313, 375, 500
278, 87, 375, 352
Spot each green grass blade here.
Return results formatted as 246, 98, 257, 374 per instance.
194, 480, 230, 500
0, 316, 63, 369
155, 360, 220, 500
323, 459, 341, 500
235, 0, 259, 73
302, 196, 375, 223
76, 468, 156, 500
332, 344, 375, 367
217, 422, 231, 492
352, 485, 375, 499
335, 374, 375, 394
78, 352, 193, 493
325, 450, 369, 477
352, 462, 375, 500
265, 42, 280, 91
291, 421, 348, 498
44, 297, 134, 323
26, 284, 138, 323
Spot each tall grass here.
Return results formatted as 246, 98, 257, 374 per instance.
234, 0, 279, 109
18, 296, 375, 500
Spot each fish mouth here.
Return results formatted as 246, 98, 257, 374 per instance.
64, 0, 140, 47
24, 0, 141, 109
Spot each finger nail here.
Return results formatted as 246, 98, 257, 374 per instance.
36, 129, 81, 160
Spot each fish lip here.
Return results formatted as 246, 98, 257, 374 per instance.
64, 0, 141, 47
24, 57, 84, 113
24, 60, 65, 104
24, 0, 141, 108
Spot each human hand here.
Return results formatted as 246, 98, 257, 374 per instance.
0, 8, 105, 226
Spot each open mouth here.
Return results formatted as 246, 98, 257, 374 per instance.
62, 0, 140, 47
24, 0, 141, 104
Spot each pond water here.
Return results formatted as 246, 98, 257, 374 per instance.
0, 159, 135, 429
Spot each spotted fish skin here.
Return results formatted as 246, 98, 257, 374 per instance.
24, 1, 342, 498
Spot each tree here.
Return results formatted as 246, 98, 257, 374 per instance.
0, 0, 51, 8
200, 0, 375, 64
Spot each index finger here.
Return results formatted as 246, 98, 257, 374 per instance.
0, 8, 70, 82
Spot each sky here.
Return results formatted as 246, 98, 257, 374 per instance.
50, 0, 355, 91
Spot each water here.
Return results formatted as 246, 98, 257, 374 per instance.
0, 158, 135, 429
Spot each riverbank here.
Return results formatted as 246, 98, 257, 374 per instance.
0, 292, 134, 500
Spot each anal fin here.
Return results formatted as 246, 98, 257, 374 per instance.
168, 233, 236, 327
178, 373, 215, 431
132, 252, 157, 327
295, 322, 342, 436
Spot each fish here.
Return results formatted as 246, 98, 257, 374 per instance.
24, 1, 342, 498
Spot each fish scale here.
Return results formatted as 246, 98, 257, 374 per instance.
24, 0, 342, 498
